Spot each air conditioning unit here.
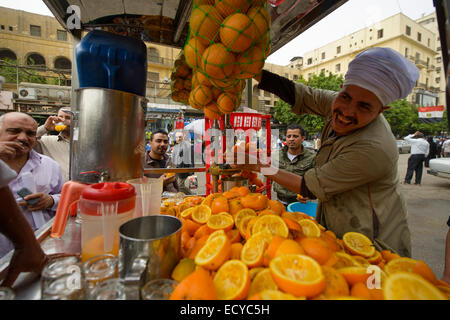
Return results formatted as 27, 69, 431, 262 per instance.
18, 87, 37, 100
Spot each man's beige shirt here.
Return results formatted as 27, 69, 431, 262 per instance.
292, 83, 411, 257
35, 126, 70, 182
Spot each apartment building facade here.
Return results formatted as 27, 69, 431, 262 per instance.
290, 13, 443, 108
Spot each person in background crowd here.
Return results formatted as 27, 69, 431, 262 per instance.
403, 131, 429, 185
34, 107, 71, 182
144, 129, 178, 193
424, 136, 437, 168
442, 138, 450, 158
273, 124, 316, 206
171, 131, 194, 195
0, 112, 63, 258
234, 47, 418, 257
313, 135, 321, 152
436, 137, 444, 158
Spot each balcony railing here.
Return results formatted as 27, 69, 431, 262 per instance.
147, 56, 174, 67
415, 59, 428, 68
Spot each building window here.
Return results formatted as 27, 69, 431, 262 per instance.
54, 57, 71, 70
417, 32, 422, 42
307, 58, 312, 65
147, 72, 159, 88
320, 68, 325, 74
26, 53, 46, 66
57, 30, 67, 41
8, 26, 13, 31
405, 48, 409, 57
0, 25, 4, 30
437, 57, 442, 63
0, 48, 17, 61
308, 73, 312, 80
252, 85, 260, 96
147, 47, 160, 64
406, 25, 411, 35
336, 46, 341, 54
30, 25, 41, 37
426, 57, 430, 66
264, 91, 271, 98
436, 77, 441, 84
321, 52, 325, 59
335, 64, 341, 72
377, 29, 383, 39
293, 75, 298, 81
427, 38, 430, 47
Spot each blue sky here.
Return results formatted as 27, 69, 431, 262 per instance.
0, 0, 437, 66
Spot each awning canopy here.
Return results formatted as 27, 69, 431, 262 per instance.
43, 0, 348, 54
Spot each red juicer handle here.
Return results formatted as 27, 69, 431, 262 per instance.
51, 181, 88, 238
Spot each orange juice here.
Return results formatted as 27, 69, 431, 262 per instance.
81, 234, 120, 262
55, 124, 67, 131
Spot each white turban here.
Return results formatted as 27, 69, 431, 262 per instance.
343, 47, 419, 106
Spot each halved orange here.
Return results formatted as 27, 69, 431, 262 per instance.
383, 272, 447, 300
338, 266, 371, 286
342, 232, 375, 258
241, 231, 271, 268
206, 229, 226, 243
191, 205, 212, 224
384, 257, 417, 275
207, 212, 234, 231
234, 208, 257, 229
231, 242, 243, 260
269, 254, 326, 298
249, 267, 265, 281
180, 206, 196, 219
367, 250, 382, 264
333, 252, 362, 269
264, 235, 286, 267
194, 234, 231, 270
213, 259, 250, 300
281, 211, 307, 224
248, 268, 279, 297
238, 216, 255, 239
412, 260, 439, 285
248, 289, 302, 300
251, 214, 289, 238
298, 219, 321, 237
226, 229, 241, 244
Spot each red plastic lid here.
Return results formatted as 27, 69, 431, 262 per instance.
81, 182, 135, 201
80, 182, 136, 215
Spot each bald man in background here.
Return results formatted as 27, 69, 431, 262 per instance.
0, 112, 63, 258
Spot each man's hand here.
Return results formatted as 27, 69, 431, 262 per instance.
43, 115, 58, 132
163, 175, 176, 186
0, 141, 25, 161
18, 192, 54, 211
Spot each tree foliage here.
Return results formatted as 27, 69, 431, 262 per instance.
0, 58, 49, 84
273, 71, 344, 136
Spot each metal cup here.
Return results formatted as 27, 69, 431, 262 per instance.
221, 176, 248, 192
118, 215, 182, 299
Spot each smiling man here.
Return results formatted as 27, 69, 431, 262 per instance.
0, 112, 63, 258
250, 47, 419, 257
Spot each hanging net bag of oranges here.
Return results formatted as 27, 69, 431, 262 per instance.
171, 51, 193, 105
183, 0, 271, 120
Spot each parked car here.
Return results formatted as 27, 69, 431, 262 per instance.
303, 140, 314, 150
396, 140, 411, 154
427, 158, 450, 179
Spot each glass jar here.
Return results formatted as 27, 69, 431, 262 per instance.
141, 279, 178, 300
91, 279, 125, 300
82, 254, 118, 299
40, 256, 82, 300
0, 287, 15, 300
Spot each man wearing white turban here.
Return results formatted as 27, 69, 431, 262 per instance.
240, 47, 419, 257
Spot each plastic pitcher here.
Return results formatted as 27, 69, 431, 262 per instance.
79, 182, 136, 261
126, 177, 163, 218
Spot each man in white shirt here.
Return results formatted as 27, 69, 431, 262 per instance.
443, 138, 450, 158
403, 131, 430, 185
34, 107, 71, 181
